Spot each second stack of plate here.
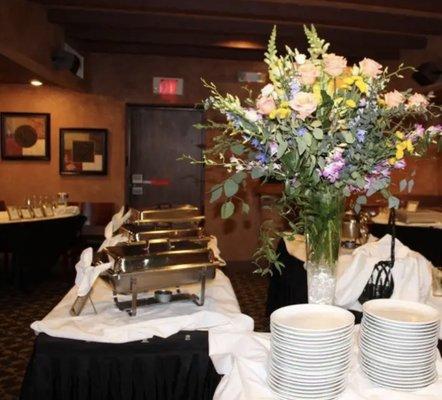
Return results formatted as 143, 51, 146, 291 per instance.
269, 304, 355, 400
360, 299, 440, 391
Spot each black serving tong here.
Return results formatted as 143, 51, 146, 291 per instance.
358, 208, 396, 304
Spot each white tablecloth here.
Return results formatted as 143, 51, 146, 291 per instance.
31, 269, 253, 343
210, 327, 442, 400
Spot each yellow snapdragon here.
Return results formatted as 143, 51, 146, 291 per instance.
269, 107, 291, 119
345, 99, 356, 108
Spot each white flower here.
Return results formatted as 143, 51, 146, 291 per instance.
295, 53, 307, 65
261, 83, 274, 97
244, 108, 260, 122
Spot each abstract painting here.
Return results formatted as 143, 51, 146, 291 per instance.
59, 128, 108, 175
1, 112, 50, 160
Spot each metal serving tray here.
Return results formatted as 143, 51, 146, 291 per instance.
120, 224, 205, 242
102, 241, 219, 316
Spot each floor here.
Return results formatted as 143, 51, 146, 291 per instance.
0, 257, 269, 400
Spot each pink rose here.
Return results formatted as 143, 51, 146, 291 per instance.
384, 90, 404, 108
359, 58, 382, 78
407, 93, 428, 109
297, 61, 320, 86
323, 54, 347, 77
289, 92, 318, 120
256, 95, 276, 115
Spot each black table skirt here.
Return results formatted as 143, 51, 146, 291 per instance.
20, 331, 221, 400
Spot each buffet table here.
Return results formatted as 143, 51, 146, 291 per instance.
21, 270, 253, 399
0, 210, 85, 288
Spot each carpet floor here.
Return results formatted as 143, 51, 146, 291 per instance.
0, 259, 269, 400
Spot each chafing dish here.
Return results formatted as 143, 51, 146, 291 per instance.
101, 239, 219, 316
120, 224, 205, 242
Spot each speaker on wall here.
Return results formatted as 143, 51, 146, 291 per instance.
412, 62, 441, 86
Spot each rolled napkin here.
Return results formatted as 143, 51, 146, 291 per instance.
208, 235, 227, 266
104, 206, 131, 239
75, 247, 113, 297
335, 234, 433, 310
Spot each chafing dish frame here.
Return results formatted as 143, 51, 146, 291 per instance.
106, 264, 211, 316
102, 244, 219, 316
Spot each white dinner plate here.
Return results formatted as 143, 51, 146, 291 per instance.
360, 358, 437, 381
271, 304, 355, 332
268, 376, 347, 398
271, 347, 351, 365
362, 315, 440, 333
359, 346, 437, 365
361, 320, 440, 340
271, 338, 353, 354
362, 299, 440, 325
271, 321, 354, 337
359, 330, 438, 351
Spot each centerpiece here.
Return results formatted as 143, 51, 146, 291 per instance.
185, 26, 441, 304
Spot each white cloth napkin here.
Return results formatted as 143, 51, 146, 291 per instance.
208, 235, 227, 266
32, 270, 254, 343
74, 248, 113, 296
335, 235, 433, 311
210, 327, 442, 400
104, 206, 131, 239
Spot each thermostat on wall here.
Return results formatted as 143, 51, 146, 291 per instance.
153, 77, 184, 95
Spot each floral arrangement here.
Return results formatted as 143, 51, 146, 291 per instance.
185, 26, 441, 274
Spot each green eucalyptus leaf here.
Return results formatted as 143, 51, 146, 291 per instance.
399, 179, 407, 192
251, 167, 265, 179
209, 184, 223, 203
356, 195, 367, 205
224, 179, 239, 197
297, 137, 307, 156
221, 201, 235, 219
231, 143, 245, 155
312, 128, 323, 140
304, 132, 312, 147
232, 171, 247, 184
342, 131, 355, 144
277, 141, 288, 158
388, 196, 400, 209
311, 120, 322, 128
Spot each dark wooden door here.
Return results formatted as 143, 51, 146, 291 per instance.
127, 106, 204, 209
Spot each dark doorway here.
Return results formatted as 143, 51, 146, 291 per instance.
126, 106, 204, 209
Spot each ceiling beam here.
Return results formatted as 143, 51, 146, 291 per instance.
64, 26, 422, 55
47, 9, 428, 49
76, 39, 400, 61
41, 1, 442, 36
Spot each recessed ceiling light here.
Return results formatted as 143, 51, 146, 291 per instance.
30, 79, 43, 87
217, 40, 264, 50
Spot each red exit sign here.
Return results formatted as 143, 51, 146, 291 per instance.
153, 77, 184, 95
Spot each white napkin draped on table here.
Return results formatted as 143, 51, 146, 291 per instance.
74, 247, 113, 296
31, 269, 254, 343
335, 234, 433, 311
209, 327, 442, 400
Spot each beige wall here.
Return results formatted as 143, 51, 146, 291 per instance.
0, 84, 125, 206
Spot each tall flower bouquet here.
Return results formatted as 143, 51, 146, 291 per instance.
185, 26, 441, 304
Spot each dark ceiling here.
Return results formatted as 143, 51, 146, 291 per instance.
33, 0, 442, 61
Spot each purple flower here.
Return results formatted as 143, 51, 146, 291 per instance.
289, 79, 301, 99
393, 159, 406, 169
251, 138, 261, 148
356, 129, 366, 143
268, 141, 278, 156
321, 148, 345, 183
255, 152, 268, 164
297, 127, 307, 137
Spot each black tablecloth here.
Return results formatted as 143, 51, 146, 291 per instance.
370, 223, 441, 266
20, 331, 221, 400
0, 215, 86, 287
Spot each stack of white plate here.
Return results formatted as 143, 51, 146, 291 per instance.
360, 299, 440, 391
269, 304, 355, 400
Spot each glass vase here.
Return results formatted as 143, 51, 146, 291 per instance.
303, 189, 344, 305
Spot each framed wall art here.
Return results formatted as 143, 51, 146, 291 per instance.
59, 128, 108, 175
1, 112, 50, 160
